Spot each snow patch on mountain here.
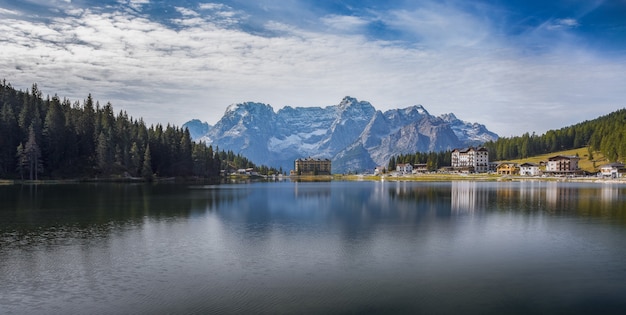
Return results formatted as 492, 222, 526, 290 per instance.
186, 97, 499, 173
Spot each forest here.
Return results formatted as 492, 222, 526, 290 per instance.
387, 108, 626, 170
387, 151, 451, 172
483, 109, 626, 162
0, 81, 279, 180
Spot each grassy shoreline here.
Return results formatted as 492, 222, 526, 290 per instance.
336, 173, 626, 184
2, 173, 625, 185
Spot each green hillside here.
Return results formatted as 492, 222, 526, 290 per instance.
484, 108, 626, 164
500, 147, 607, 173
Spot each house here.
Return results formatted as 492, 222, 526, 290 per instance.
413, 163, 428, 173
488, 162, 499, 173
545, 155, 581, 175
496, 163, 518, 175
519, 162, 541, 176
236, 168, 258, 176
451, 147, 489, 173
294, 157, 332, 175
396, 163, 413, 174
600, 162, 625, 178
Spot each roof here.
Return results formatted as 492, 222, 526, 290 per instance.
452, 147, 488, 153
497, 162, 517, 167
295, 157, 331, 162
600, 162, 625, 169
520, 162, 539, 167
548, 155, 580, 161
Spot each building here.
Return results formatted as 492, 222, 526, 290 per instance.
451, 147, 489, 173
496, 163, 518, 175
413, 163, 428, 173
545, 155, 581, 175
294, 157, 331, 175
374, 166, 385, 175
600, 162, 625, 178
396, 163, 413, 174
519, 162, 541, 176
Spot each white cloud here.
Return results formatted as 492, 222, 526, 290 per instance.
117, 0, 150, 11
321, 15, 369, 32
546, 18, 580, 30
379, 4, 494, 48
198, 3, 227, 11
175, 7, 199, 17
0, 8, 21, 16
0, 3, 624, 137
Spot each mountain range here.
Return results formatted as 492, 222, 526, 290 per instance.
183, 97, 498, 173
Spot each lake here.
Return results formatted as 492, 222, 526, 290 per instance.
1, 180, 626, 314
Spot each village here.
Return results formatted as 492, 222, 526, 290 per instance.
261, 148, 626, 180
383, 147, 625, 179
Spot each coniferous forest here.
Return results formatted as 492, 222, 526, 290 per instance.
0, 81, 279, 180
388, 109, 626, 170
483, 109, 626, 162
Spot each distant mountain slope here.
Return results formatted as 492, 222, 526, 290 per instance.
181, 119, 211, 140
186, 97, 499, 173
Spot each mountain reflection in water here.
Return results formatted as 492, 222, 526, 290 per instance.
1, 181, 625, 314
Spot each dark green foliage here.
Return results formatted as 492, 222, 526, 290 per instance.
0, 81, 225, 180
0, 80, 283, 180
484, 109, 626, 162
216, 149, 281, 175
388, 151, 451, 171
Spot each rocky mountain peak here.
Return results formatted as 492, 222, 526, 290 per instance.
224, 102, 274, 118
191, 97, 498, 173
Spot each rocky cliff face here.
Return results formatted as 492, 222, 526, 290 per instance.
185, 97, 499, 173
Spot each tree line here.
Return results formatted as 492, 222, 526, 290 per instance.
387, 151, 452, 172
483, 108, 626, 162
386, 108, 626, 171
0, 81, 279, 180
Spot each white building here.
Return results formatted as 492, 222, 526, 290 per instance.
396, 163, 413, 174
451, 147, 489, 173
374, 166, 385, 175
519, 162, 541, 176
545, 155, 581, 175
600, 162, 625, 178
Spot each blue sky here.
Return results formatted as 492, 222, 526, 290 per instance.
1, 0, 625, 136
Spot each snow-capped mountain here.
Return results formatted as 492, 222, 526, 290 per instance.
186, 97, 499, 173
181, 119, 211, 140
439, 113, 499, 145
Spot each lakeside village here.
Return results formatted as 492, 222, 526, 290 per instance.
258, 147, 625, 180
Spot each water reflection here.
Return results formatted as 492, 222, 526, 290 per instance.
2, 181, 626, 234
1, 181, 626, 314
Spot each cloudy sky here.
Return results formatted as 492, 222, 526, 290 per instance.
1, 0, 625, 136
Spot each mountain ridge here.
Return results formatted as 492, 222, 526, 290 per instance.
183, 96, 499, 173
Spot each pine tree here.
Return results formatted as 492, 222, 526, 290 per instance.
42, 96, 66, 174
142, 144, 153, 180
15, 143, 26, 180
24, 124, 43, 180
96, 130, 113, 174
0, 102, 19, 176
129, 142, 142, 177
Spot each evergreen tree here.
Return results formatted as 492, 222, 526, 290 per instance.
142, 144, 153, 180
96, 130, 113, 174
42, 96, 66, 175
0, 102, 19, 176
129, 142, 142, 177
15, 143, 26, 180
24, 124, 43, 180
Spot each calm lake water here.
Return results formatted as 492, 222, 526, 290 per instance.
1, 180, 626, 314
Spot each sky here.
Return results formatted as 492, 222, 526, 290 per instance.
1, 0, 625, 136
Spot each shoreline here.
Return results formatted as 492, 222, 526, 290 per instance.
336, 173, 626, 184
2, 174, 625, 185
